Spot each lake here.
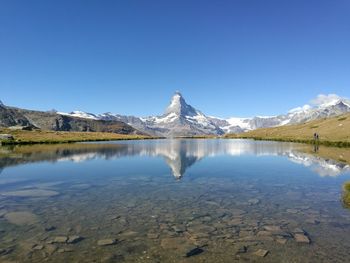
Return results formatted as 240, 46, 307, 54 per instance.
0, 139, 350, 262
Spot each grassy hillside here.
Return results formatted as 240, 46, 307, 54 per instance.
0, 128, 156, 145
225, 113, 350, 147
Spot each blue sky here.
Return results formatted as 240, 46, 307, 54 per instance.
0, 0, 349, 118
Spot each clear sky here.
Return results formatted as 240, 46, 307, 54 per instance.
0, 0, 349, 118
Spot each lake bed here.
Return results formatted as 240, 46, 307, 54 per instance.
0, 139, 350, 262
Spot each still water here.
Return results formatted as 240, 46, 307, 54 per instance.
0, 139, 350, 262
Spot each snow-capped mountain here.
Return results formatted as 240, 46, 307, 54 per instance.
139, 91, 223, 136
216, 97, 350, 133
58, 93, 350, 136
57, 92, 223, 136
128, 92, 224, 136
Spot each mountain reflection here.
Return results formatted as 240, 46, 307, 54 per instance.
0, 139, 349, 178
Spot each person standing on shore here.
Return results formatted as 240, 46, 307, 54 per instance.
313, 132, 319, 141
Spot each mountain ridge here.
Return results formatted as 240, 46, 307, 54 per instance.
1, 92, 350, 137
0, 104, 144, 135
58, 92, 350, 136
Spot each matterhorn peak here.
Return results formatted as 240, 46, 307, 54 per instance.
164, 91, 197, 116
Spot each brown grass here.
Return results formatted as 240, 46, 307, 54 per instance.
0, 128, 158, 145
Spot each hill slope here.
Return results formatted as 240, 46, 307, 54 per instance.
0, 104, 144, 135
226, 113, 350, 144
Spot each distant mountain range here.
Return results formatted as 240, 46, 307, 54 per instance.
1, 92, 350, 137
58, 91, 350, 136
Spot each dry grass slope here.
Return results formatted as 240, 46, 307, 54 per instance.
225, 113, 350, 147
0, 128, 156, 145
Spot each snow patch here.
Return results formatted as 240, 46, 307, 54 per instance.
57, 111, 98, 120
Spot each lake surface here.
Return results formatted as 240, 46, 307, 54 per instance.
0, 139, 350, 262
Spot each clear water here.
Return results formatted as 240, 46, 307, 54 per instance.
0, 139, 350, 262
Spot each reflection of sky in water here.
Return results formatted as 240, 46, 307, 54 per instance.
0, 139, 349, 179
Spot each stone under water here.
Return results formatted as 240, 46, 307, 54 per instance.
4, 211, 38, 225
1, 189, 59, 197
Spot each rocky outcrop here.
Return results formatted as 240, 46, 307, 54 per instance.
0, 104, 33, 128
0, 104, 144, 135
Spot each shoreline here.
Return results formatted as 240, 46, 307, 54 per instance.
0, 129, 162, 146
174, 135, 350, 148
224, 135, 350, 148
0, 136, 161, 146
1, 130, 349, 148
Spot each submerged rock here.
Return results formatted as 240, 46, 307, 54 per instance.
276, 237, 287, 244
32, 244, 44, 250
293, 228, 305, 234
97, 239, 117, 246
67, 235, 84, 244
253, 249, 269, 257
263, 225, 281, 232
257, 230, 272, 237
231, 209, 246, 216
234, 245, 247, 255
44, 226, 56, 232
58, 248, 74, 253
305, 218, 320, 225
4, 211, 38, 225
294, 233, 310, 244
53, 236, 68, 243
44, 244, 57, 255
185, 247, 204, 257
101, 254, 125, 262
147, 233, 159, 239
161, 237, 192, 250
0, 247, 14, 256
1, 189, 59, 197
248, 198, 260, 205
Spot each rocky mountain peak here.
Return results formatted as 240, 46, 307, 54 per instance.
333, 99, 350, 108
164, 91, 198, 117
